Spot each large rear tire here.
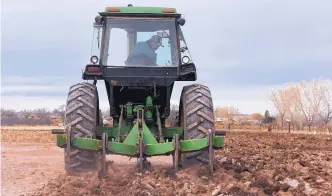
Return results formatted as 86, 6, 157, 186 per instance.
64, 82, 100, 173
179, 84, 215, 166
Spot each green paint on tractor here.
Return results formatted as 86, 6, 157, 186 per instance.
56, 132, 224, 155
52, 4, 227, 178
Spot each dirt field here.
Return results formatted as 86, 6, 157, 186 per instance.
1, 126, 62, 131
1, 129, 332, 196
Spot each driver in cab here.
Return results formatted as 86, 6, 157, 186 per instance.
125, 35, 163, 66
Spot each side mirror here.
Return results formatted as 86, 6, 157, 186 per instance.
95, 15, 103, 23
157, 31, 169, 38
177, 17, 186, 26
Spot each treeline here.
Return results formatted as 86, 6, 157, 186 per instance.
270, 78, 332, 131
213, 106, 277, 131
3, 78, 331, 132
1, 105, 114, 126
1, 105, 66, 126
167, 103, 277, 131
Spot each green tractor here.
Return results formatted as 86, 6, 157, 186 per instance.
52, 4, 226, 177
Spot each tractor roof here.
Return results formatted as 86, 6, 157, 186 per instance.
104, 6, 177, 13
99, 6, 181, 18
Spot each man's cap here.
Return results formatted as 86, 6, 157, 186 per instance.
150, 35, 164, 47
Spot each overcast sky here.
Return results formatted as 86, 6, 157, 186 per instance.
1, 0, 332, 114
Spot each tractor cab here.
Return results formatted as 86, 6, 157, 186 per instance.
84, 5, 196, 81
82, 5, 197, 120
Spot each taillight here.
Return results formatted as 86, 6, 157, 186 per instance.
86, 66, 101, 72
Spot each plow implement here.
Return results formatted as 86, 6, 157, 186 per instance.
52, 106, 226, 177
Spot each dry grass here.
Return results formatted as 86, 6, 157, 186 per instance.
1, 129, 56, 143
1, 126, 61, 131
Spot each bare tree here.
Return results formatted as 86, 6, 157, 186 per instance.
215, 106, 239, 120
294, 79, 325, 131
52, 104, 66, 119
102, 109, 111, 117
229, 106, 240, 119
214, 106, 239, 130
270, 88, 288, 130
169, 104, 179, 126
32, 108, 51, 119
1, 108, 18, 118
19, 110, 33, 119
214, 106, 227, 118
283, 84, 300, 130
251, 113, 263, 121
1, 108, 6, 117
319, 79, 332, 128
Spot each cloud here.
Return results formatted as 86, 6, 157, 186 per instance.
1, 86, 68, 97
0, 79, 111, 111
2, 0, 331, 114
1, 75, 96, 97
1, 76, 67, 85
1, 96, 67, 111
199, 62, 332, 87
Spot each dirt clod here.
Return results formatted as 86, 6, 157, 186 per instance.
1, 130, 332, 196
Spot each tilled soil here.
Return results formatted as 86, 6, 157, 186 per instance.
2, 131, 332, 196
